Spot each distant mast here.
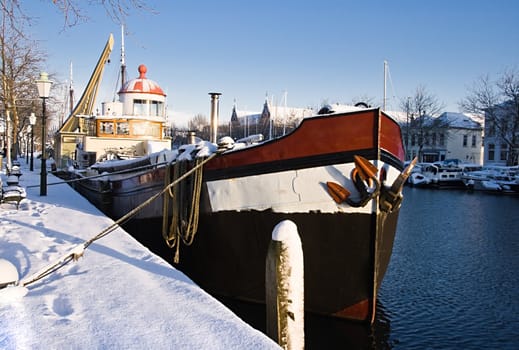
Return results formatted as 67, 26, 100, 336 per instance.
383, 60, 387, 111
69, 61, 74, 114
120, 25, 126, 88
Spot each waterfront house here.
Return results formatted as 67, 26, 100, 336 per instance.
483, 101, 519, 166
390, 111, 484, 164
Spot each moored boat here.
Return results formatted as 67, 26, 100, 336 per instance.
462, 165, 519, 193
77, 105, 410, 323
59, 34, 412, 324
421, 163, 465, 188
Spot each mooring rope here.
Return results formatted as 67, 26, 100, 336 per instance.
26, 161, 170, 189
162, 157, 204, 263
18, 153, 216, 288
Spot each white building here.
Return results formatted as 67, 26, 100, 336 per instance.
389, 111, 484, 164
483, 101, 518, 166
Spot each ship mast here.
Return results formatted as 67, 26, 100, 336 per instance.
120, 25, 126, 88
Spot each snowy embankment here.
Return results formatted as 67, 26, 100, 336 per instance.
0, 161, 279, 349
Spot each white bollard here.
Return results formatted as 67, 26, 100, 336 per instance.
0, 258, 19, 288
265, 220, 304, 349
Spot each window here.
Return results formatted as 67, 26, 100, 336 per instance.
488, 144, 495, 161
463, 135, 468, 147
133, 99, 147, 116
487, 121, 495, 137
99, 121, 114, 135
471, 135, 476, 147
116, 121, 130, 135
500, 143, 508, 161
439, 133, 445, 146
150, 101, 163, 116
411, 134, 416, 146
432, 132, 437, 146
132, 99, 164, 116
131, 121, 161, 138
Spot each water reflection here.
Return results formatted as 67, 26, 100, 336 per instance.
217, 296, 393, 349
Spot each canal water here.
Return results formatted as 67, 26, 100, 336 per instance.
372, 187, 519, 349
125, 187, 519, 349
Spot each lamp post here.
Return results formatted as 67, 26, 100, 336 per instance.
6, 110, 11, 172
29, 112, 36, 171
25, 132, 28, 163
36, 72, 52, 196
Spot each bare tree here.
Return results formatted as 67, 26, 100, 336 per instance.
1, 3, 46, 161
399, 85, 445, 161
188, 113, 209, 140
0, 0, 152, 28
52, 0, 154, 27
460, 69, 519, 165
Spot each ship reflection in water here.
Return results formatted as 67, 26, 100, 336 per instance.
123, 187, 518, 349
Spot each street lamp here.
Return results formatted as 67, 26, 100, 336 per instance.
36, 72, 52, 196
25, 130, 28, 163
29, 112, 36, 171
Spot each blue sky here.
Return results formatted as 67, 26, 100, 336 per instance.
26, 0, 519, 127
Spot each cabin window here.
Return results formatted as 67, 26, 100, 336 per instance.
96, 119, 161, 139
488, 144, 495, 161
116, 121, 130, 135
99, 121, 114, 135
132, 121, 161, 138
150, 101, 163, 116
133, 99, 148, 116
132, 99, 164, 117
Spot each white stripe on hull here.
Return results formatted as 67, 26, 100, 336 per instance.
205, 162, 401, 214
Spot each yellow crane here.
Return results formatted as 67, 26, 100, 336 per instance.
55, 34, 114, 167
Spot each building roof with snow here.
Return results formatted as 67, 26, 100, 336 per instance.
437, 112, 483, 129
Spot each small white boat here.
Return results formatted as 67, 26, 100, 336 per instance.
413, 163, 465, 189
409, 171, 430, 187
462, 165, 519, 193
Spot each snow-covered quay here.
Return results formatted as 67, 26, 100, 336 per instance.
0, 160, 279, 349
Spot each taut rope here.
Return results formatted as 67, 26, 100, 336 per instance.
18, 154, 216, 288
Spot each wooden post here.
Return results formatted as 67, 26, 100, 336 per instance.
265, 220, 304, 349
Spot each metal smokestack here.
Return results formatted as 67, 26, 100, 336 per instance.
209, 92, 222, 143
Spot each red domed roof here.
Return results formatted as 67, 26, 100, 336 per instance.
119, 64, 166, 96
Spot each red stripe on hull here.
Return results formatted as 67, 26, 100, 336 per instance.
333, 299, 370, 321
206, 109, 400, 171
380, 112, 405, 160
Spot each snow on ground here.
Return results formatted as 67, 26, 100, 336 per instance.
0, 158, 280, 349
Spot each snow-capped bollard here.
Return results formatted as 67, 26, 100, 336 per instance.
0, 258, 19, 289
265, 220, 304, 349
